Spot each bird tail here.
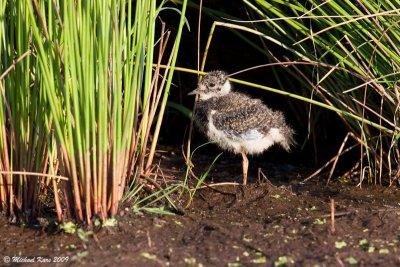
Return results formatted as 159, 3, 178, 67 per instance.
281, 125, 296, 152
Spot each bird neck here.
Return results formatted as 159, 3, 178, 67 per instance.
220, 80, 231, 95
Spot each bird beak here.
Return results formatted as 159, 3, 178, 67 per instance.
187, 88, 201, 96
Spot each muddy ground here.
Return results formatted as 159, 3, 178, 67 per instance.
0, 148, 400, 267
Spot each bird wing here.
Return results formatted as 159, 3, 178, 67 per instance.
211, 103, 274, 140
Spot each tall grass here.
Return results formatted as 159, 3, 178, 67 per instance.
0, 0, 52, 222
183, 0, 400, 184
208, 0, 400, 184
0, 1, 188, 223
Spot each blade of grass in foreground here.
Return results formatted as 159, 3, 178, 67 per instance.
1, 0, 189, 223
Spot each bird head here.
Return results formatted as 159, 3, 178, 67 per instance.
188, 70, 231, 100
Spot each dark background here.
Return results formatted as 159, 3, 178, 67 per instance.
157, 1, 358, 171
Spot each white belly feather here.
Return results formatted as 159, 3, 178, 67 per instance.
207, 111, 285, 155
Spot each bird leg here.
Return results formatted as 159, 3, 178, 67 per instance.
241, 149, 249, 185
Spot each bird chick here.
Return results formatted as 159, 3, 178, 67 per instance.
188, 70, 294, 185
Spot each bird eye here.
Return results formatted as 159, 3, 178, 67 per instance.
209, 82, 216, 88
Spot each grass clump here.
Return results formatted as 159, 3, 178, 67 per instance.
0, 0, 188, 223
181, 0, 399, 185
227, 0, 400, 184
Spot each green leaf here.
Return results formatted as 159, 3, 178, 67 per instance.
379, 248, 390, 254
274, 256, 294, 266
103, 218, 118, 227
335, 241, 347, 249
345, 257, 358, 265
60, 222, 77, 234
313, 218, 326, 225
252, 256, 267, 264
77, 229, 93, 242
141, 252, 157, 260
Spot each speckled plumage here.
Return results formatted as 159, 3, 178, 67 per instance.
188, 70, 294, 184
189, 70, 294, 185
